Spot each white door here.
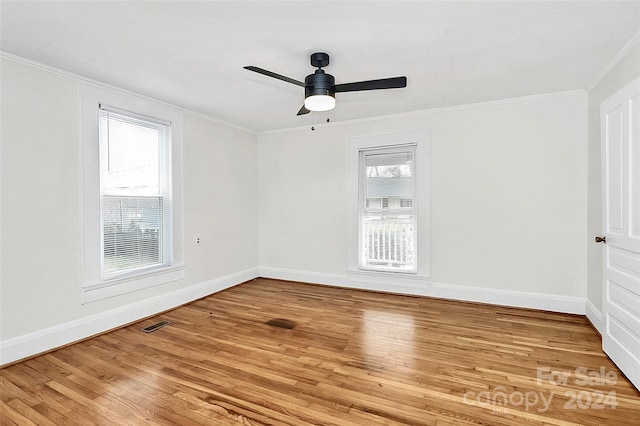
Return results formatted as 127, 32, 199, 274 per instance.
600, 76, 640, 390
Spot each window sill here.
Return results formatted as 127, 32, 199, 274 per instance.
347, 268, 430, 289
82, 264, 185, 303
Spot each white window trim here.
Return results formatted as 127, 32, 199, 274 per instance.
81, 84, 184, 303
359, 144, 417, 274
347, 131, 430, 286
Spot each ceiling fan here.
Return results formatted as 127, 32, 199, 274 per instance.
244, 52, 407, 116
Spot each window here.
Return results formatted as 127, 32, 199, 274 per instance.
347, 131, 430, 286
99, 106, 172, 278
82, 84, 184, 303
400, 199, 413, 208
360, 146, 416, 272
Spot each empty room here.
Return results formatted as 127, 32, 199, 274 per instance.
1, 1, 639, 425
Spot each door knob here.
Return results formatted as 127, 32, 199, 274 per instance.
595, 236, 606, 244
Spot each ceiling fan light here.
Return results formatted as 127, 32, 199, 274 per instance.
304, 94, 335, 112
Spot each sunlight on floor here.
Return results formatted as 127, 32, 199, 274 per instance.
362, 310, 416, 370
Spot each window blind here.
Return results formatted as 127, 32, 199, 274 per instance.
98, 106, 173, 278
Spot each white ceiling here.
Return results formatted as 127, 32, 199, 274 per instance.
1, 1, 639, 132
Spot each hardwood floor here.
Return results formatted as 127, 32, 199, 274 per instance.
1, 278, 639, 425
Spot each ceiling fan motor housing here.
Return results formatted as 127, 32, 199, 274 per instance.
305, 69, 335, 98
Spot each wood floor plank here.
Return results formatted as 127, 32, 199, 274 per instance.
1, 278, 639, 425
5, 398, 58, 426
0, 399, 36, 425
0, 372, 42, 406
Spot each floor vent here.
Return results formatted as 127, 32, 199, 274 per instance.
141, 320, 171, 333
265, 318, 296, 329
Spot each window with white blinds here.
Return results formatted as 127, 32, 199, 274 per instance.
360, 145, 416, 272
98, 106, 173, 278
82, 84, 184, 303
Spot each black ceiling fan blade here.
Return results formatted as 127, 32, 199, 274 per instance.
334, 76, 407, 93
297, 105, 310, 116
243, 66, 305, 87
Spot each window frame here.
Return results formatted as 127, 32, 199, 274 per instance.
347, 131, 430, 286
81, 84, 184, 303
360, 144, 417, 273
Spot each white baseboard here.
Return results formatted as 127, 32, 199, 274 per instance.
585, 299, 604, 335
259, 266, 432, 296
0, 267, 258, 366
259, 267, 346, 287
2, 266, 589, 366
259, 266, 586, 315
429, 281, 586, 314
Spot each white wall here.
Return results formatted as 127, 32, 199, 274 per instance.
586, 41, 640, 324
0, 57, 259, 361
259, 93, 588, 305
183, 113, 258, 285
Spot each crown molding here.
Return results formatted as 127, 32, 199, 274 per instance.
586, 31, 640, 92
0, 51, 257, 135
258, 89, 587, 136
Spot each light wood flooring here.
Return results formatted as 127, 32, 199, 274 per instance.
1, 278, 639, 425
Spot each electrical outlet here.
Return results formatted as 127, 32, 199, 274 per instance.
196, 237, 201, 246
